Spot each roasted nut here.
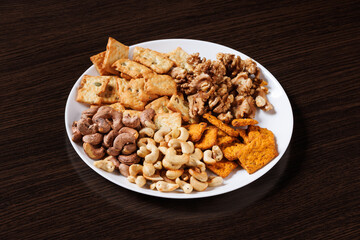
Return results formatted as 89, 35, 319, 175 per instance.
163, 147, 189, 167
155, 181, 179, 192
118, 153, 140, 165
92, 106, 123, 132
121, 143, 137, 155
168, 139, 193, 154
208, 176, 223, 187
212, 145, 223, 161
83, 142, 105, 160
175, 178, 193, 194
190, 176, 208, 191
103, 130, 118, 148
139, 127, 155, 138
135, 176, 147, 188
140, 108, 156, 129
71, 121, 82, 142
166, 169, 184, 180
203, 150, 216, 165
137, 138, 156, 148
104, 155, 120, 168
83, 133, 103, 145
113, 133, 136, 151
77, 117, 97, 135
122, 113, 141, 128
143, 162, 156, 177
119, 127, 139, 139
137, 146, 150, 158
145, 143, 160, 164
189, 167, 208, 182
154, 126, 171, 143
119, 163, 130, 177
94, 159, 115, 172
177, 127, 189, 141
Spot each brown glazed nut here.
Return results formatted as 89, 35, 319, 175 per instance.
118, 153, 140, 165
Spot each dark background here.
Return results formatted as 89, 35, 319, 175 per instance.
1, 0, 359, 239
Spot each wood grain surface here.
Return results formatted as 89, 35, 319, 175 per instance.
1, 0, 359, 239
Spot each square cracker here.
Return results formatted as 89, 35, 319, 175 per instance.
133, 46, 174, 74
221, 142, 246, 161
116, 78, 156, 110
90, 51, 111, 76
144, 73, 177, 96
145, 96, 172, 114
98, 76, 120, 104
106, 102, 125, 112
206, 160, 238, 178
167, 47, 194, 72
154, 112, 182, 130
186, 122, 207, 142
76, 75, 110, 105
167, 93, 190, 122
112, 59, 153, 79
103, 37, 129, 74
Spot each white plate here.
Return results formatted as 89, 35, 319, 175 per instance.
65, 39, 293, 199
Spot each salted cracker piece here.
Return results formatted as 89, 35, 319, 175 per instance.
102, 37, 129, 75
206, 159, 238, 178
154, 112, 182, 130
145, 96, 172, 114
90, 51, 111, 76
123, 110, 142, 117
167, 93, 190, 122
98, 76, 120, 104
120, 72, 132, 80
112, 59, 153, 79
221, 142, 246, 161
238, 128, 278, 174
167, 47, 194, 72
231, 118, 258, 127
116, 78, 155, 110
76, 75, 110, 105
203, 113, 238, 137
133, 46, 174, 74
194, 126, 218, 150
144, 73, 177, 96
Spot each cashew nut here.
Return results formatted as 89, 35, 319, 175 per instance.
137, 138, 156, 148
122, 113, 140, 128
94, 159, 115, 172
83, 142, 105, 160
163, 147, 189, 166
144, 143, 160, 164
119, 163, 130, 177
137, 146, 150, 158
77, 117, 97, 135
103, 130, 118, 148
104, 155, 120, 168
129, 164, 143, 177
119, 127, 139, 139
164, 128, 180, 142
143, 173, 163, 182
175, 178, 193, 194
168, 139, 193, 154
113, 133, 136, 151
153, 160, 163, 170
166, 169, 184, 180
118, 153, 140, 165
139, 127, 155, 138
71, 121, 82, 142
190, 176, 208, 191
140, 108, 156, 129
203, 150, 216, 165
189, 167, 208, 182
82, 133, 103, 145
81, 106, 99, 119
208, 176, 223, 187
177, 127, 189, 142
121, 143, 137, 155
135, 175, 147, 188
186, 148, 205, 172
212, 145, 223, 161
155, 181, 179, 192
154, 126, 171, 143
92, 106, 123, 132
143, 162, 156, 177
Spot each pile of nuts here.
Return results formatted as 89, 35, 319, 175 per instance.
132, 125, 223, 193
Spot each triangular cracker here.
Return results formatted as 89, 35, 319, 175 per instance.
103, 37, 129, 74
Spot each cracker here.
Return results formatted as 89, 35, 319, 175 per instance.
123, 110, 142, 117
107, 102, 125, 112
238, 128, 278, 174
99, 76, 120, 104
144, 73, 177, 96
76, 75, 110, 105
217, 135, 239, 147
221, 142, 246, 161
112, 59, 153, 79
102, 37, 129, 74
145, 96, 172, 114
154, 112, 182, 130
195, 126, 218, 150
231, 118, 258, 127
203, 113, 238, 137
120, 72, 132, 80
167, 47, 194, 72
187, 122, 207, 142
133, 46, 174, 74
117, 78, 154, 110
167, 93, 190, 122
206, 159, 238, 178
90, 51, 111, 76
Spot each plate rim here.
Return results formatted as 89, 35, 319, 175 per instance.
65, 38, 294, 199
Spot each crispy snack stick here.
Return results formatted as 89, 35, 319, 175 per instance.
203, 113, 238, 137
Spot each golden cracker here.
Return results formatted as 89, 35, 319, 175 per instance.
90, 51, 111, 76
144, 73, 177, 96
103, 37, 129, 74
133, 46, 174, 74
99, 76, 120, 104
167, 93, 190, 122
167, 47, 194, 72
112, 59, 153, 79
116, 78, 148, 110
154, 112, 182, 130
145, 96, 172, 114
76, 75, 110, 105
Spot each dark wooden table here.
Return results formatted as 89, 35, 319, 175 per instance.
1, 0, 359, 239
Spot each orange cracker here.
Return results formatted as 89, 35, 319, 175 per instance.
187, 122, 207, 142
206, 159, 239, 178
203, 113, 238, 137
217, 135, 239, 147
221, 142, 246, 161
231, 118, 258, 127
238, 127, 278, 174
194, 126, 218, 150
